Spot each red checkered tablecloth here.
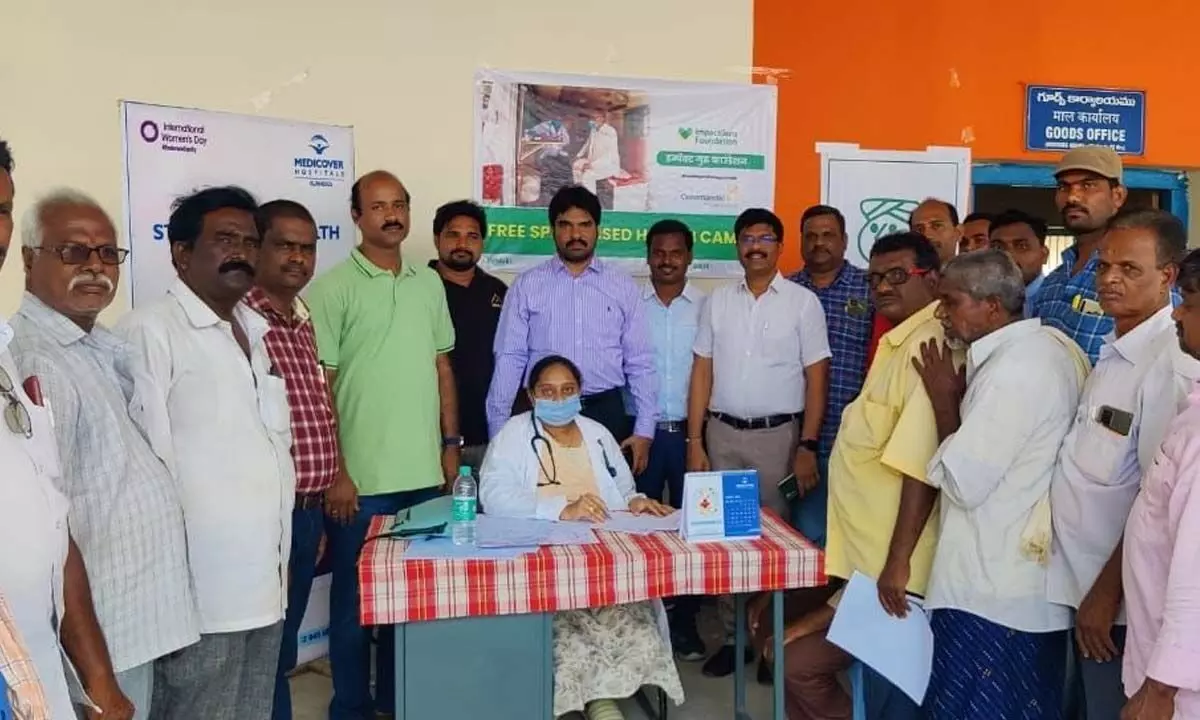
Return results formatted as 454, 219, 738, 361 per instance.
359, 510, 825, 625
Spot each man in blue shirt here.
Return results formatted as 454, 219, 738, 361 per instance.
789, 205, 872, 547
638, 219, 707, 660
1033, 146, 1128, 362
988, 209, 1051, 318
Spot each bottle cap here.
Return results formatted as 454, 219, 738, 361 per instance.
459, 465, 472, 476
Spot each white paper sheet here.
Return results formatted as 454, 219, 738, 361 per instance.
402, 537, 536, 560
598, 511, 681, 534
474, 515, 598, 548
826, 571, 934, 705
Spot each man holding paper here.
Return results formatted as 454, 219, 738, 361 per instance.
913, 250, 1087, 718
784, 231, 955, 720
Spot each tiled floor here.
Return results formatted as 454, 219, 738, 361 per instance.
290, 606, 777, 719
289, 659, 776, 720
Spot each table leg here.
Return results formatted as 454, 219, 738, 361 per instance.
772, 590, 785, 720
734, 593, 748, 718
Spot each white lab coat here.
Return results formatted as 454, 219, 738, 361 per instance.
479, 412, 671, 646
578, 123, 622, 179
480, 412, 642, 520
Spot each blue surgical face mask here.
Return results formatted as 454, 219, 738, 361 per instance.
534, 395, 582, 427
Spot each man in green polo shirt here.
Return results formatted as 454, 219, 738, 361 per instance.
307, 169, 460, 720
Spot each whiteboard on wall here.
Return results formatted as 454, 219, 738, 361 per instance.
120, 101, 356, 308
817, 143, 972, 268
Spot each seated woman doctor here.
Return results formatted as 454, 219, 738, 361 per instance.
480, 354, 684, 720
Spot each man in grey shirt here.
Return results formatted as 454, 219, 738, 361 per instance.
9, 189, 199, 719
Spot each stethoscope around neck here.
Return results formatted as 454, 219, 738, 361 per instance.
530, 413, 618, 487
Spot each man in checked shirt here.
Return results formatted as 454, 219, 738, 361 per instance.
242, 200, 342, 720
0, 593, 50, 720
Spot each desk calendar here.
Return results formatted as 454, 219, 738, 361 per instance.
680, 470, 762, 542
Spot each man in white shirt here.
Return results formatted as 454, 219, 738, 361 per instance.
0, 139, 134, 720
1047, 208, 1198, 720
572, 109, 625, 194
117, 186, 296, 720
687, 207, 831, 677
914, 249, 1088, 718
9, 190, 198, 720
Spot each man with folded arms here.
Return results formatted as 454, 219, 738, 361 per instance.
10, 189, 197, 719
914, 250, 1088, 718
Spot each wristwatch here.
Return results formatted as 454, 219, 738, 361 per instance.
442, 436, 464, 449
798, 438, 820, 454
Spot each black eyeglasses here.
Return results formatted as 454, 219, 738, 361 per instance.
36, 244, 130, 266
866, 267, 930, 290
0, 366, 32, 438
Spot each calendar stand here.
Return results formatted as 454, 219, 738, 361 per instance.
680, 470, 762, 542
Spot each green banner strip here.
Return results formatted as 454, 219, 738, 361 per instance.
655, 151, 766, 170
484, 207, 739, 261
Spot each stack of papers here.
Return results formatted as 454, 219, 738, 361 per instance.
597, 511, 681, 535
826, 572, 934, 705
474, 515, 598, 548
402, 537, 535, 560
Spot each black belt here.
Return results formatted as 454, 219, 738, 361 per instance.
581, 387, 623, 408
295, 492, 325, 510
708, 411, 800, 431
657, 420, 685, 433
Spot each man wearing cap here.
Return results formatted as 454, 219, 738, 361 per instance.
1032, 146, 1128, 363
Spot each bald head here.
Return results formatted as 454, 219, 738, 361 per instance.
351, 170, 411, 250
910, 198, 962, 265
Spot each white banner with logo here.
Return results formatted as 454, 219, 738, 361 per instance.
473, 69, 778, 277
120, 102, 353, 663
120, 101, 356, 307
817, 143, 973, 268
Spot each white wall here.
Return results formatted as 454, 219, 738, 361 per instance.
0, 0, 754, 319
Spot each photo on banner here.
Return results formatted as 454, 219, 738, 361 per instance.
473, 70, 778, 278
816, 143, 973, 268
120, 101, 357, 308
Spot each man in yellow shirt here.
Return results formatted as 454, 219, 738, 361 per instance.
781, 231, 958, 720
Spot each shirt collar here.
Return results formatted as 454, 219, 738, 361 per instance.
15, 292, 126, 355
641, 281, 701, 305
966, 318, 1040, 380
0, 314, 12, 355
882, 301, 939, 348
242, 286, 310, 326
1102, 305, 1176, 365
793, 262, 858, 290
738, 271, 786, 295
168, 277, 270, 340
350, 247, 417, 279
550, 254, 604, 276
1026, 273, 1045, 294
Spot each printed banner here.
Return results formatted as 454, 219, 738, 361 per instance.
121, 101, 356, 307
473, 70, 778, 277
817, 143, 973, 268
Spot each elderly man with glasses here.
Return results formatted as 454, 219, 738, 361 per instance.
0, 145, 134, 719
8, 189, 198, 720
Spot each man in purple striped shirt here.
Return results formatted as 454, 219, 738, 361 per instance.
485, 185, 658, 472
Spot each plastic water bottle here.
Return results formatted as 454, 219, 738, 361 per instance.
451, 466, 477, 546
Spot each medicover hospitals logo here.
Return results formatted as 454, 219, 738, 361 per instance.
857, 198, 919, 259
293, 134, 346, 187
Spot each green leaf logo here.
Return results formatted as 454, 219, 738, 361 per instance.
678, 127, 693, 140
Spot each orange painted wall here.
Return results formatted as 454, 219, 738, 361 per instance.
755, 0, 1200, 269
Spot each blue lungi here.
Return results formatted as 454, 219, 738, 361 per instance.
924, 608, 1067, 720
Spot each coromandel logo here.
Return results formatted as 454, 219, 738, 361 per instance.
858, 198, 919, 259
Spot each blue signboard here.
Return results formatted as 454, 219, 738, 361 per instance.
1026, 85, 1145, 156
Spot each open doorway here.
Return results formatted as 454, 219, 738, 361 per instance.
972, 163, 1188, 274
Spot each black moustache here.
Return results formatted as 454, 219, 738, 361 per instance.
219, 261, 255, 276
383, 223, 404, 231
282, 265, 306, 274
